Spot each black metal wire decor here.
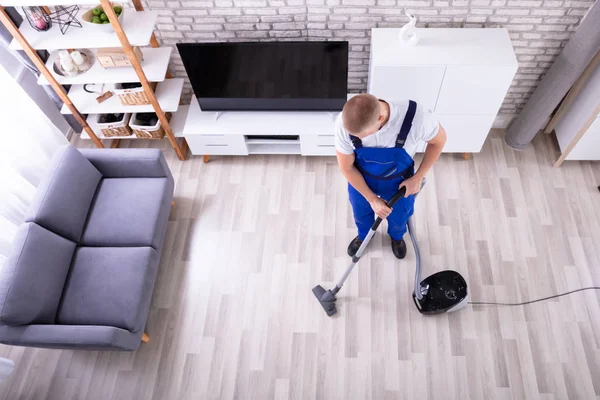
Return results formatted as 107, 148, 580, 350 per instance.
49, 5, 82, 35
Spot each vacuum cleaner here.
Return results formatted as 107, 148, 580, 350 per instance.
312, 185, 468, 316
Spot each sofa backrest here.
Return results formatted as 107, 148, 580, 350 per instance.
25, 145, 102, 243
0, 222, 76, 325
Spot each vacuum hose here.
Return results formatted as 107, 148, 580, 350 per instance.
409, 178, 428, 301
407, 217, 424, 300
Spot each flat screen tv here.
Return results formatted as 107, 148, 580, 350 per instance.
176, 41, 349, 111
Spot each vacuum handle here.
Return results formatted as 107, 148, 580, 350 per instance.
371, 187, 407, 231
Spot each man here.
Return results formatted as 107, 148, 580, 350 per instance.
335, 94, 446, 259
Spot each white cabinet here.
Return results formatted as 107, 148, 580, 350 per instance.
368, 28, 518, 153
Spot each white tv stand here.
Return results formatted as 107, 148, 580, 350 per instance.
182, 97, 339, 157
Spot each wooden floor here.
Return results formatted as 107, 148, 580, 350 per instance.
1, 130, 599, 400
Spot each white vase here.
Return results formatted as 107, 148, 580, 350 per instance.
398, 11, 419, 46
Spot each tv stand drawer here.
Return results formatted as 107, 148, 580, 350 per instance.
185, 134, 248, 155
300, 136, 336, 156
302, 134, 335, 147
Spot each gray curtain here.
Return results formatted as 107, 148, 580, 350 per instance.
0, 7, 81, 132
505, 2, 600, 150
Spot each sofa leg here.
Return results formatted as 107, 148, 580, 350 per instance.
204, 155, 210, 163
142, 333, 150, 343
171, 200, 175, 207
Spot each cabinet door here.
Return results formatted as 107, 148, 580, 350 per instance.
435, 65, 516, 115
368, 65, 445, 111
567, 117, 600, 160
436, 114, 495, 153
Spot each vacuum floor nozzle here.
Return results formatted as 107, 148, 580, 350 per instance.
312, 285, 338, 316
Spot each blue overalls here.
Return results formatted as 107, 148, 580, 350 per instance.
348, 100, 417, 241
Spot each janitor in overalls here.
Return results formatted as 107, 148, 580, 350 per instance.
335, 94, 447, 259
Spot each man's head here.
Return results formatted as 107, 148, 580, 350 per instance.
342, 94, 385, 138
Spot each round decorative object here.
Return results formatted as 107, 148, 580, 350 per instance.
22, 6, 52, 32
51, 49, 95, 78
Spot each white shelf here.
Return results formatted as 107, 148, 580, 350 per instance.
9, 10, 158, 51
247, 143, 301, 154
61, 78, 183, 114
1, 0, 102, 5
80, 104, 189, 140
38, 47, 172, 85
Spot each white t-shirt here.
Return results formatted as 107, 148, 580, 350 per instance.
334, 99, 440, 158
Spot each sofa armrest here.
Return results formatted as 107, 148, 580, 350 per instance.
78, 148, 173, 179
0, 324, 143, 351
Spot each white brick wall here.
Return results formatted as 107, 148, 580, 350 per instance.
147, 0, 595, 113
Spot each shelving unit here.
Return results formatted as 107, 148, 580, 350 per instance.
0, 0, 188, 160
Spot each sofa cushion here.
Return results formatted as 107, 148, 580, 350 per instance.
0, 223, 76, 325
57, 246, 158, 332
26, 145, 102, 242
80, 178, 171, 249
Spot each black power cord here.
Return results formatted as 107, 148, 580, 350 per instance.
469, 286, 600, 307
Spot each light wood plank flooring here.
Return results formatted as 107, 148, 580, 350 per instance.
1, 130, 599, 400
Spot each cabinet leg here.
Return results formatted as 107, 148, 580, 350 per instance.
463, 152, 471, 161
203, 155, 210, 163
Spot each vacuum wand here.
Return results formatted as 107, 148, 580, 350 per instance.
312, 187, 407, 316
336, 187, 406, 288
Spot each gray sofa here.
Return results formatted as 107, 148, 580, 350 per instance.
0, 145, 174, 351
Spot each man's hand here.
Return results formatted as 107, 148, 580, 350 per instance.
399, 174, 423, 197
369, 197, 392, 219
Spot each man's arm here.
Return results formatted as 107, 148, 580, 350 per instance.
336, 151, 392, 219
400, 123, 447, 196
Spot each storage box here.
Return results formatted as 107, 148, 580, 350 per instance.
96, 113, 132, 137
113, 81, 156, 106
129, 112, 171, 139
97, 47, 143, 68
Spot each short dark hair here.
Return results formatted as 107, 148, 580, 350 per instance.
342, 94, 380, 135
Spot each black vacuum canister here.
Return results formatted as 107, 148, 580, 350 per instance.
412, 270, 468, 315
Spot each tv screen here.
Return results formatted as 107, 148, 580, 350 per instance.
176, 41, 349, 111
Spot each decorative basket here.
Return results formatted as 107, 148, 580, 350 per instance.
114, 82, 157, 106
96, 113, 132, 137
129, 112, 171, 139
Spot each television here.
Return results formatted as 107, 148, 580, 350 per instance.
176, 41, 349, 112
